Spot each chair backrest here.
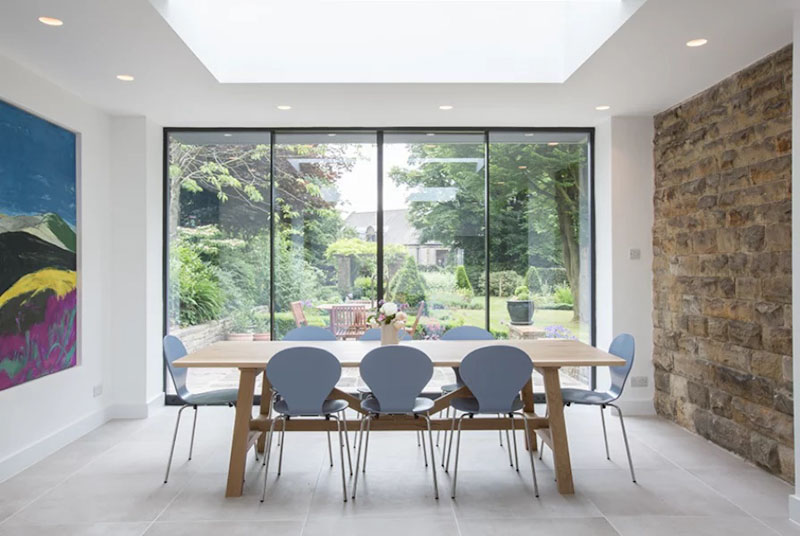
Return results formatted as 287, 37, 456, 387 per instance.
459, 345, 533, 414
330, 304, 368, 339
441, 325, 495, 341
359, 327, 412, 341
608, 333, 635, 399
266, 347, 341, 415
407, 301, 425, 336
283, 325, 337, 341
163, 335, 190, 400
360, 346, 433, 413
290, 301, 308, 327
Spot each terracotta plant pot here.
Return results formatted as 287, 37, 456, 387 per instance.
226, 333, 254, 342
253, 333, 271, 342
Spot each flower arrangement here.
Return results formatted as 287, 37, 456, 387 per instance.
367, 300, 408, 331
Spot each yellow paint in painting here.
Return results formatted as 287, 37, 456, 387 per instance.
0, 269, 76, 308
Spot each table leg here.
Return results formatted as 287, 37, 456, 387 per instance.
521, 378, 537, 452
257, 371, 272, 454
226, 367, 258, 498
542, 368, 574, 494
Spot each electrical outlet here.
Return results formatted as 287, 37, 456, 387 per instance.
630, 376, 648, 388
92, 384, 103, 398
629, 248, 641, 260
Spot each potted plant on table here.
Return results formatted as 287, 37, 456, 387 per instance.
367, 301, 407, 345
506, 285, 535, 326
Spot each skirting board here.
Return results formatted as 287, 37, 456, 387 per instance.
0, 407, 107, 484
107, 392, 165, 419
790, 495, 800, 524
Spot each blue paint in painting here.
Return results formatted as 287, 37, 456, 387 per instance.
0, 100, 76, 226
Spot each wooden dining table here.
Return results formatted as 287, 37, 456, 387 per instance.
172, 338, 625, 498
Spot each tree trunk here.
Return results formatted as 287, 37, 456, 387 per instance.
554, 175, 581, 323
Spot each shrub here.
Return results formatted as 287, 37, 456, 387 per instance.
538, 267, 568, 289
454, 265, 473, 296
553, 284, 574, 305
485, 270, 523, 297
388, 256, 427, 307
174, 245, 222, 326
353, 276, 375, 299
525, 266, 543, 294
513, 285, 530, 301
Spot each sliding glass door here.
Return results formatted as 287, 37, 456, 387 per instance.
164, 128, 594, 397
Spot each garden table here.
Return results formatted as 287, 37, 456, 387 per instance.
172, 338, 625, 497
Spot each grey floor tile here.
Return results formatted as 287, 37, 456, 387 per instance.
144, 520, 303, 536
760, 517, 800, 535
0, 523, 148, 536
608, 515, 779, 536
303, 516, 459, 536
687, 467, 793, 518
457, 517, 620, 536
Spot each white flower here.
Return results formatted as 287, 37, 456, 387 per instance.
394, 321, 405, 330
395, 311, 408, 322
381, 302, 398, 316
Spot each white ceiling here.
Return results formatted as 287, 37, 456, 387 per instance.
149, 0, 645, 84
0, 0, 794, 127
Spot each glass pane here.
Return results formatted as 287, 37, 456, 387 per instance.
488, 131, 592, 386
383, 131, 486, 339
166, 130, 271, 393
273, 131, 378, 340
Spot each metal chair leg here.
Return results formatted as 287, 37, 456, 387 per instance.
260, 416, 281, 502
278, 418, 287, 475
417, 430, 421, 447
510, 413, 519, 472
497, 413, 504, 446
188, 406, 198, 461
332, 415, 348, 502
421, 425, 428, 467
503, 414, 513, 467
164, 404, 189, 483
341, 415, 353, 475
450, 414, 469, 499
423, 415, 439, 499
352, 415, 369, 499
326, 429, 334, 467
362, 415, 372, 473
517, 412, 539, 498
609, 403, 636, 483
600, 405, 610, 460
445, 413, 457, 471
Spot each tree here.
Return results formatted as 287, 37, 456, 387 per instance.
387, 256, 426, 307
389, 142, 588, 320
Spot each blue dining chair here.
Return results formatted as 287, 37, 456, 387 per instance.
162, 335, 239, 483
359, 327, 412, 341
261, 347, 351, 502
352, 345, 439, 500
541, 333, 636, 482
278, 324, 349, 467
283, 325, 337, 341
437, 326, 510, 462
448, 345, 539, 499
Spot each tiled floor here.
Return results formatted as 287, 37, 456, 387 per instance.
0, 404, 796, 536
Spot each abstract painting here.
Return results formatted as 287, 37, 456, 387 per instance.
0, 99, 77, 391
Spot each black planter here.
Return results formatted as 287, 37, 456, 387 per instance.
506, 300, 535, 325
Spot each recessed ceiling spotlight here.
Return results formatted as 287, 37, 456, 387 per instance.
518, 165, 527, 170
686, 38, 708, 48
116, 74, 134, 82
223, 133, 233, 137
524, 133, 534, 137
328, 133, 337, 137
38, 16, 63, 26
595, 105, 611, 111
277, 105, 292, 110
548, 142, 559, 146
439, 105, 454, 110
426, 133, 436, 136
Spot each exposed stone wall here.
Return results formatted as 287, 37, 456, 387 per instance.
652, 45, 793, 481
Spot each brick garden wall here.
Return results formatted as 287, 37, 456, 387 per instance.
652, 45, 793, 481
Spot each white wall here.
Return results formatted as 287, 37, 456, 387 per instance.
0, 55, 113, 481
594, 116, 655, 415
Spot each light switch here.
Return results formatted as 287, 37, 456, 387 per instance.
629, 248, 641, 260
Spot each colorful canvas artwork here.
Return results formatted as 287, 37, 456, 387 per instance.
0, 99, 77, 391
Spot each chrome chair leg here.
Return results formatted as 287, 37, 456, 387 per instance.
164, 404, 189, 483
444, 413, 456, 472
516, 412, 539, 498
326, 429, 334, 467
417, 430, 421, 447
341, 415, 353, 475
608, 403, 636, 483
362, 415, 372, 473
423, 415, 439, 499
188, 406, 198, 461
450, 414, 469, 498
332, 414, 348, 502
421, 425, 428, 467
497, 413, 504, 446
600, 405, 610, 460
352, 415, 369, 499
510, 413, 519, 471
260, 416, 281, 502
503, 414, 513, 467
278, 418, 287, 475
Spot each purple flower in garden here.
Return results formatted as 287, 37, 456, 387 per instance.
302, 299, 313, 307
423, 321, 444, 340
544, 325, 577, 340
378, 299, 385, 306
